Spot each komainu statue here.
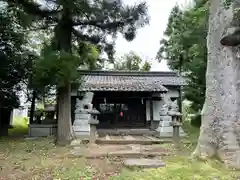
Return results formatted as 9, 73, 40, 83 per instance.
75, 92, 94, 113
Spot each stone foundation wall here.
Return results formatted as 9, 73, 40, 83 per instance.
28, 124, 57, 137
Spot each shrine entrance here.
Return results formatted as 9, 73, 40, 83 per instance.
92, 91, 150, 129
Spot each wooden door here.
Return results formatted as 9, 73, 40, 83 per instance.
126, 100, 146, 127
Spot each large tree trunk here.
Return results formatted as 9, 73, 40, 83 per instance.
193, 0, 240, 169
55, 8, 75, 145
57, 84, 74, 145
29, 90, 37, 124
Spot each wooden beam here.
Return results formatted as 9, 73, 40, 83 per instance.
93, 96, 162, 100
178, 88, 182, 113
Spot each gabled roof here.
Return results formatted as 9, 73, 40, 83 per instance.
78, 70, 186, 92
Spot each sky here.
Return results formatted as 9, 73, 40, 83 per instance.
115, 0, 190, 71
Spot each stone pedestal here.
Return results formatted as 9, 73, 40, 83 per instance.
156, 115, 174, 137
28, 124, 57, 137
73, 112, 91, 137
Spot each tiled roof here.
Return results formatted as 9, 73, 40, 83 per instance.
78, 70, 186, 92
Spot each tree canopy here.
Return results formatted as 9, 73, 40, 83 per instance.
0, 2, 34, 135
157, 0, 209, 113
5, 0, 150, 89
113, 51, 151, 71
6, 0, 150, 144
0, 3, 32, 109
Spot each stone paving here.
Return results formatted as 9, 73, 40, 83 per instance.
124, 158, 166, 168
96, 135, 172, 145
70, 143, 171, 159
70, 134, 172, 169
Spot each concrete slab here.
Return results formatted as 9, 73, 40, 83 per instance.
124, 158, 166, 168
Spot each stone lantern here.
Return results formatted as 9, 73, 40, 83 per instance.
72, 92, 100, 143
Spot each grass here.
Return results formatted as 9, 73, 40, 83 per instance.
0, 117, 94, 180
0, 136, 93, 180
112, 158, 240, 180
9, 116, 28, 136
111, 123, 240, 180
1, 118, 240, 179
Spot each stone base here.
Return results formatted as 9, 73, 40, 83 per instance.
73, 131, 91, 137
156, 126, 186, 137
28, 124, 57, 137
73, 113, 91, 138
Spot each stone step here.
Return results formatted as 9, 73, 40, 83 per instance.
70, 149, 170, 159
124, 158, 166, 169
143, 135, 161, 141
106, 150, 169, 158
95, 138, 172, 145
154, 132, 186, 138
97, 129, 156, 136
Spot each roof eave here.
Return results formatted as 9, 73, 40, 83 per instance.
78, 89, 168, 93
77, 70, 179, 77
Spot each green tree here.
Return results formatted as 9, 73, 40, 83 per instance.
141, 61, 151, 71
0, 3, 32, 135
114, 51, 151, 71
157, 0, 209, 114
8, 0, 149, 144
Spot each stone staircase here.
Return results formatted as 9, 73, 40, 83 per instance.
96, 134, 172, 145
70, 134, 173, 168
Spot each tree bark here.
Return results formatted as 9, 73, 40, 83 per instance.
57, 84, 74, 145
29, 90, 37, 124
55, 8, 75, 145
193, 0, 240, 169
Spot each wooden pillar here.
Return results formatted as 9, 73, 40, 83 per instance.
178, 87, 182, 113
150, 99, 154, 129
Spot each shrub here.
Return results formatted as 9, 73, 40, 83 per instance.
190, 114, 201, 128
